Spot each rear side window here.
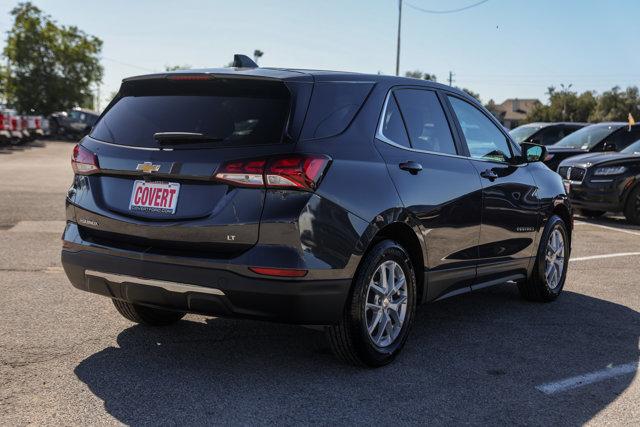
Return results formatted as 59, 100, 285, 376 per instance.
394, 89, 456, 155
538, 127, 565, 145
379, 94, 410, 148
91, 79, 290, 148
301, 82, 373, 140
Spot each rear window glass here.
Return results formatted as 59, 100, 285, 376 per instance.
394, 89, 456, 155
91, 79, 290, 148
301, 82, 373, 140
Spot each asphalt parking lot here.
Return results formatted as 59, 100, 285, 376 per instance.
0, 141, 638, 425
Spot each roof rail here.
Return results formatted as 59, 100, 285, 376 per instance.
233, 54, 258, 68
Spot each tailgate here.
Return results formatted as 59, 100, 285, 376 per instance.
69, 75, 309, 255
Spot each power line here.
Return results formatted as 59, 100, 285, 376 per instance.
101, 56, 158, 73
405, 0, 489, 14
395, 0, 490, 76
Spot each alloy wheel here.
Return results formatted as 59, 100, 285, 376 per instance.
364, 260, 408, 347
544, 228, 565, 290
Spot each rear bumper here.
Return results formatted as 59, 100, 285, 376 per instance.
61, 244, 351, 326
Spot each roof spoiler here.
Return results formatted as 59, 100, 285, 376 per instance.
232, 54, 258, 68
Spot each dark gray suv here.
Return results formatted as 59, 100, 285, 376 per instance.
62, 57, 572, 366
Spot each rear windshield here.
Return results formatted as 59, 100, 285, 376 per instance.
91, 79, 290, 148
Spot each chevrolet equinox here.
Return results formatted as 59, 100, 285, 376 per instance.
61, 55, 572, 367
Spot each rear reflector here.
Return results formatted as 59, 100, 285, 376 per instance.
214, 154, 331, 191
249, 267, 308, 277
72, 144, 100, 175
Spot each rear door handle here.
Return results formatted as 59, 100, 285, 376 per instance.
399, 161, 423, 175
480, 169, 498, 181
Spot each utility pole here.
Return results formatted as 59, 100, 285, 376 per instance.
395, 0, 402, 76
448, 71, 455, 86
560, 83, 573, 121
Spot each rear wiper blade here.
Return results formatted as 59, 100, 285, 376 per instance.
153, 132, 224, 143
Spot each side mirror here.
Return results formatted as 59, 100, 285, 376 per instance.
602, 141, 616, 152
521, 142, 547, 163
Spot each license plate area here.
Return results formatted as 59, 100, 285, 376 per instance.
129, 180, 180, 214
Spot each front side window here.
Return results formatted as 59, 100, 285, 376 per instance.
607, 126, 640, 150
394, 89, 457, 155
448, 96, 513, 162
621, 139, 640, 154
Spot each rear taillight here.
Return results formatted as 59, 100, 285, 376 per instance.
0, 114, 4, 130
71, 144, 100, 175
215, 158, 267, 187
11, 117, 18, 131
35, 117, 41, 129
214, 154, 331, 191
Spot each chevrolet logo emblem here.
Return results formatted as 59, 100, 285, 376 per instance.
136, 162, 161, 173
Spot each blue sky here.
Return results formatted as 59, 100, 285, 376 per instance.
2, 0, 639, 110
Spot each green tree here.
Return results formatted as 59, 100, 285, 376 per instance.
3, 2, 103, 114
459, 87, 481, 102
165, 64, 192, 71
253, 49, 263, 64
590, 86, 640, 122
0, 65, 6, 103
404, 70, 437, 81
526, 86, 596, 123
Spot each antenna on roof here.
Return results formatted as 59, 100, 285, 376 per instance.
232, 54, 258, 68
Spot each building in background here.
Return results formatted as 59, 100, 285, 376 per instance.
486, 98, 541, 129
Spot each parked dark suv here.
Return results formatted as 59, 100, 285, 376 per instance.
509, 122, 586, 146
62, 57, 573, 366
558, 138, 640, 223
49, 108, 99, 140
544, 123, 640, 171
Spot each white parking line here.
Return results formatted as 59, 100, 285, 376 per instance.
574, 221, 640, 237
536, 362, 638, 395
570, 252, 640, 262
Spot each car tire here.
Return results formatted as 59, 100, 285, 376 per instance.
112, 299, 185, 326
326, 240, 417, 367
580, 209, 605, 218
518, 215, 569, 302
624, 186, 640, 225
